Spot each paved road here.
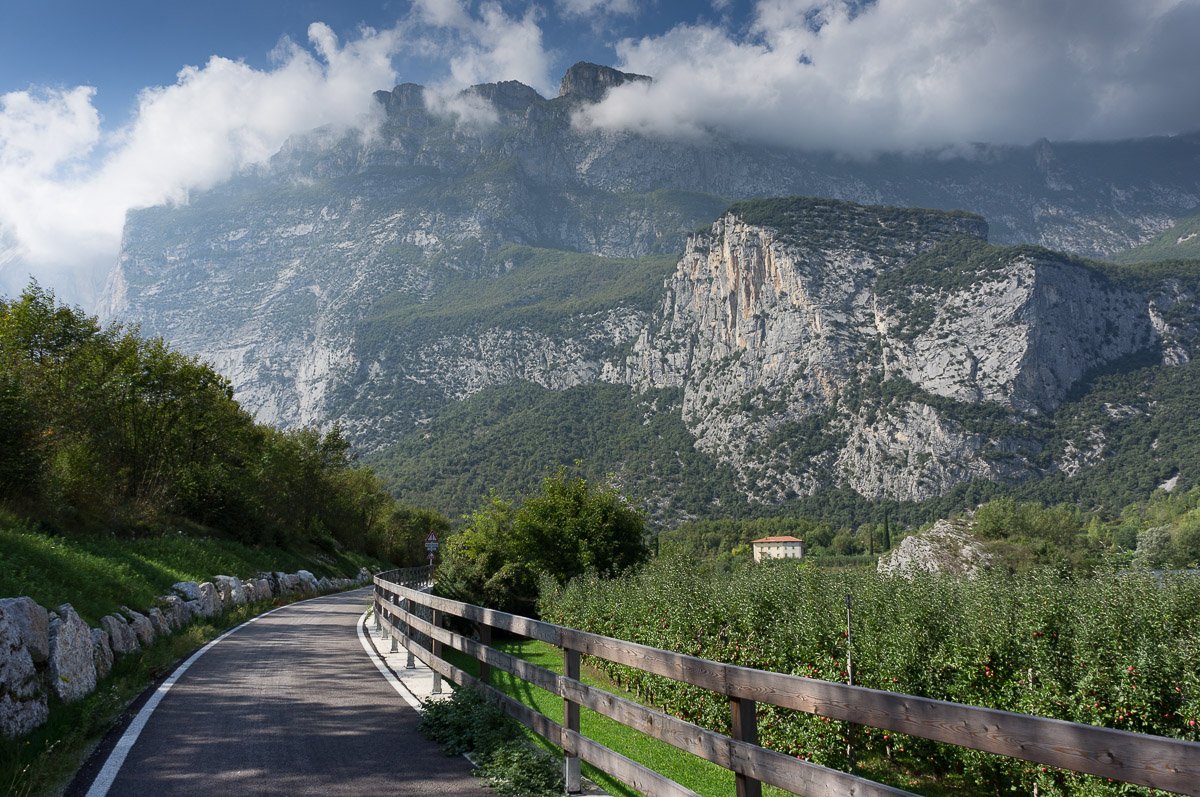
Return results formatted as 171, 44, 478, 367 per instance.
87, 589, 489, 796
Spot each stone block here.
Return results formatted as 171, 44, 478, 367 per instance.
0, 597, 49, 664
47, 604, 97, 702
91, 628, 113, 681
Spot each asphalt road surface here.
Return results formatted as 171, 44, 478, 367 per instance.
82, 588, 490, 796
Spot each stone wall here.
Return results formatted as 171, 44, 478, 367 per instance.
0, 566, 372, 738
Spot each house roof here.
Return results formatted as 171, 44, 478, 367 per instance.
752, 536, 804, 544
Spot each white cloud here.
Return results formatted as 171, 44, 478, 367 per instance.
577, 0, 1200, 153
0, 23, 398, 305
412, 0, 555, 96
556, 0, 638, 20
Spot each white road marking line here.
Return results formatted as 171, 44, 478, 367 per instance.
85, 591, 351, 797
356, 609, 424, 710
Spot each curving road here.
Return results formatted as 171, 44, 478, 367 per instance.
77, 588, 489, 796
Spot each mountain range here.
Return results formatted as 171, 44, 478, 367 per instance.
100, 63, 1200, 522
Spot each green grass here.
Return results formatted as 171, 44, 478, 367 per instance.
0, 596, 302, 797
447, 639, 773, 797
0, 519, 385, 625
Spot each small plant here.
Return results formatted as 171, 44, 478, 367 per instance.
419, 686, 563, 797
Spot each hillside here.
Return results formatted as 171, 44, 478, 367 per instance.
357, 197, 1200, 524
1113, 211, 1200, 263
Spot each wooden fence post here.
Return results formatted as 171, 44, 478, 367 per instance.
731, 696, 762, 797
479, 624, 492, 685
564, 647, 582, 794
405, 596, 416, 669
388, 589, 399, 653
431, 608, 443, 694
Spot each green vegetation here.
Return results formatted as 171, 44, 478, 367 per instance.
418, 686, 563, 797
1112, 212, 1200, 264
727, 196, 982, 254
368, 383, 745, 522
541, 555, 1200, 796
435, 470, 649, 616
0, 285, 444, 565
358, 245, 676, 350
0, 520, 380, 625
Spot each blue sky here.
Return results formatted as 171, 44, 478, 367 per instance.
3, 0, 1200, 303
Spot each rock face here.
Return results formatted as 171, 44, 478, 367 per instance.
1, 603, 48, 737
612, 201, 1179, 502
877, 519, 993, 578
47, 605, 97, 702
558, 62, 651, 102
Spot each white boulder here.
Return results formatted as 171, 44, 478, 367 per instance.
47, 605, 97, 702
0, 604, 48, 737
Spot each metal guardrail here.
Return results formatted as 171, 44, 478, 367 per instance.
373, 572, 1200, 797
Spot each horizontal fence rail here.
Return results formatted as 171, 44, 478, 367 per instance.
373, 573, 1200, 797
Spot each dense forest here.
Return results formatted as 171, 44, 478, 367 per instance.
0, 285, 442, 564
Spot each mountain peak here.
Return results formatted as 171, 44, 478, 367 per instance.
558, 62, 650, 102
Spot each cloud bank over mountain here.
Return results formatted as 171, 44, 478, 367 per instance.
578, 0, 1200, 152
3, 0, 1200, 305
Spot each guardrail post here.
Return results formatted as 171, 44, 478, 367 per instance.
478, 624, 492, 685
563, 647, 581, 794
431, 608, 443, 694
731, 696, 762, 797
373, 592, 381, 631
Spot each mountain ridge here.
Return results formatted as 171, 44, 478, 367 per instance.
99, 68, 1200, 520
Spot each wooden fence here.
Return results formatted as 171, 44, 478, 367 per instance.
373, 570, 1200, 797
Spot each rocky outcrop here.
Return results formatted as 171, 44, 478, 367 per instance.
47, 605, 96, 702
0, 566, 368, 737
877, 519, 993, 578
558, 62, 651, 102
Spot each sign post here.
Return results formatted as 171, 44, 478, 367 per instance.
425, 531, 439, 568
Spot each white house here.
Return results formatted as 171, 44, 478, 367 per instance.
751, 535, 806, 562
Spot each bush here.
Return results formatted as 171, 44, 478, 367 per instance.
435, 469, 649, 615
419, 686, 562, 797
